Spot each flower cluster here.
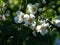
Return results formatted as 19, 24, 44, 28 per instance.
14, 2, 60, 36
14, 3, 50, 36
0, 0, 60, 45
0, 2, 59, 36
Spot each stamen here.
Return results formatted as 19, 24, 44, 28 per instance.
28, 18, 32, 23
40, 26, 44, 30
32, 7, 36, 12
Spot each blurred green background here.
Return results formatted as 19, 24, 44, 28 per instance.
0, 0, 60, 45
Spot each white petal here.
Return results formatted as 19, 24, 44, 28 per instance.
44, 23, 49, 27
30, 14, 35, 18
27, 4, 37, 14
27, 3, 33, 9
36, 24, 48, 36
14, 15, 23, 23
24, 14, 29, 19
36, 25, 41, 30
40, 29, 48, 36
39, 20, 44, 24
55, 19, 60, 24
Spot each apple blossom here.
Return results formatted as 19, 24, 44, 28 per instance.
14, 11, 24, 23
52, 19, 60, 27
36, 23, 49, 36
27, 3, 37, 14
24, 14, 35, 26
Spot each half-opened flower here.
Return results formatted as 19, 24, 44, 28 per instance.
27, 3, 37, 14
36, 23, 49, 36
14, 11, 24, 23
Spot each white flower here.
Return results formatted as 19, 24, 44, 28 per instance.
24, 14, 35, 26
14, 11, 24, 23
27, 3, 37, 14
52, 19, 60, 27
39, 20, 45, 24
36, 23, 49, 36
42, 0, 46, 4
38, 8, 43, 12
24, 14, 29, 26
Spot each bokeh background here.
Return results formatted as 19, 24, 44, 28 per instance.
0, 0, 60, 45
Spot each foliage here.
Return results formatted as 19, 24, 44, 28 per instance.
0, 0, 60, 45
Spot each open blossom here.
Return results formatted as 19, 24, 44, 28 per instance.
52, 15, 60, 27
27, 3, 37, 14
52, 19, 60, 27
36, 23, 49, 36
14, 11, 24, 23
24, 14, 35, 26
